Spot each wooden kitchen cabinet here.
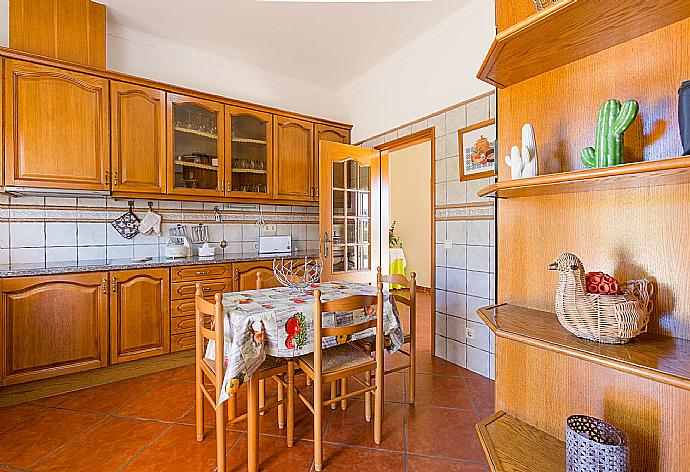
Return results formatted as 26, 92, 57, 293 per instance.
313, 124, 350, 200
171, 278, 233, 300
111, 81, 167, 194
234, 261, 284, 291
110, 268, 170, 364
167, 93, 225, 198
226, 106, 273, 198
4, 59, 110, 191
273, 116, 314, 201
0, 273, 108, 385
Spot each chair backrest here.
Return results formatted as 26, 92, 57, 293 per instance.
195, 283, 224, 397
312, 275, 384, 378
378, 269, 416, 335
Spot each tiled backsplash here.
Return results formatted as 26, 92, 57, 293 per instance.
0, 196, 319, 265
356, 91, 497, 380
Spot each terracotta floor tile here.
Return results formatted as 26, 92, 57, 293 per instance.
406, 406, 484, 462
225, 435, 314, 471
464, 375, 495, 413
0, 403, 43, 433
34, 378, 162, 414
117, 380, 195, 423
407, 456, 489, 471
124, 424, 241, 472
323, 401, 404, 451
31, 416, 167, 472
415, 352, 466, 377
320, 444, 404, 471
412, 374, 475, 410
165, 364, 197, 382
0, 408, 103, 469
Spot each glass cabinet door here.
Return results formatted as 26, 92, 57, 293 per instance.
168, 94, 225, 196
226, 106, 272, 197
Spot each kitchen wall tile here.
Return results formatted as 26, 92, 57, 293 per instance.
435, 289, 447, 313
489, 353, 496, 380
446, 316, 466, 343
446, 339, 466, 368
446, 267, 466, 294
465, 178, 493, 203
158, 200, 182, 210
242, 224, 259, 241
435, 221, 446, 243
467, 96, 491, 125
78, 197, 107, 208
77, 223, 106, 246
223, 224, 242, 242
489, 93, 496, 119
223, 242, 243, 254
466, 270, 490, 298
467, 220, 491, 246
435, 312, 446, 336
411, 119, 428, 133
307, 241, 319, 252
435, 266, 446, 290
371, 135, 385, 147
181, 202, 204, 210
202, 202, 224, 210
78, 246, 106, 261
0, 249, 9, 265
10, 207, 45, 219
134, 244, 159, 258
435, 183, 447, 205
445, 105, 466, 134
446, 291, 466, 318
444, 133, 459, 158
134, 231, 160, 246
435, 159, 447, 183
427, 113, 446, 136
45, 197, 77, 207
384, 131, 397, 143
106, 224, 132, 246
446, 180, 466, 204
0, 223, 9, 248
397, 125, 412, 138
467, 320, 490, 351
466, 296, 489, 323
107, 245, 134, 260
466, 345, 490, 378
291, 224, 307, 241
307, 224, 319, 241
435, 244, 446, 267
446, 244, 466, 269
467, 245, 490, 272
361, 140, 373, 149
242, 241, 257, 253
206, 224, 223, 243
489, 331, 496, 353
434, 136, 446, 160
46, 247, 77, 263
10, 222, 45, 248
46, 222, 77, 247
11, 247, 45, 264
276, 224, 291, 237
10, 196, 44, 206
434, 335, 447, 359
445, 156, 460, 182
446, 221, 466, 245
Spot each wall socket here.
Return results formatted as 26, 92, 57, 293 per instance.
465, 327, 475, 340
263, 224, 277, 234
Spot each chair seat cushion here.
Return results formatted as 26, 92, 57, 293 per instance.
300, 343, 374, 375
354, 333, 411, 353
204, 355, 286, 375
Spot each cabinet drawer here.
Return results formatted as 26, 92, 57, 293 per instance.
171, 299, 197, 318
171, 332, 196, 352
171, 264, 233, 282
171, 315, 198, 335
171, 278, 233, 300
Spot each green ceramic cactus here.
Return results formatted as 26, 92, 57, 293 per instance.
580, 99, 639, 168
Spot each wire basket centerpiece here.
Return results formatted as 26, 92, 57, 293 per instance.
273, 257, 323, 294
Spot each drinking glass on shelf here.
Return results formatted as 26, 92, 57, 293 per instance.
260, 184, 267, 193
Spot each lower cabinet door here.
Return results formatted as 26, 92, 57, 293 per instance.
110, 268, 170, 364
234, 261, 286, 291
1, 273, 109, 385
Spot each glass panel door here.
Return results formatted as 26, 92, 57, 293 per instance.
168, 94, 224, 196
227, 106, 272, 197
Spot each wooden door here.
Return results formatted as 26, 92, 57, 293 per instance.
234, 261, 284, 291
1, 273, 108, 385
226, 106, 273, 198
111, 82, 167, 194
110, 268, 170, 364
274, 116, 314, 201
320, 142, 383, 283
314, 124, 350, 200
167, 93, 225, 197
4, 59, 110, 190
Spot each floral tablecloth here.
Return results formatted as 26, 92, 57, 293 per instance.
205, 281, 404, 405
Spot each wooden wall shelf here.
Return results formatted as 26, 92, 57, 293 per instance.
478, 0, 690, 88
478, 304, 690, 391
476, 411, 565, 472
477, 156, 690, 198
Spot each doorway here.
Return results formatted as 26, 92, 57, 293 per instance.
377, 129, 435, 354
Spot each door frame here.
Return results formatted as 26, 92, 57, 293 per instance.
375, 128, 436, 356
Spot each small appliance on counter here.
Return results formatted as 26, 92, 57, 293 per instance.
257, 235, 292, 255
165, 225, 192, 258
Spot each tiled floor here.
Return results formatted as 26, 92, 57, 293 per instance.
0, 291, 495, 471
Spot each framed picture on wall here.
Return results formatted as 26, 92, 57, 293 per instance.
458, 119, 496, 181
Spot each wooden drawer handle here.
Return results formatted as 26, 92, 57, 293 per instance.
195, 270, 210, 275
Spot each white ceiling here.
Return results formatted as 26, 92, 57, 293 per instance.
100, 0, 474, 94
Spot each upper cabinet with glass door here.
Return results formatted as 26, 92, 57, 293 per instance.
226, 106, 272, 198
167, 94, 225, 197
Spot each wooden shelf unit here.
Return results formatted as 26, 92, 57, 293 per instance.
478, 304, 690, 391
478, 156, 690, 198
174, 127, 218, 140
478, 0, 690, 88
173, 160, 218, 171
231, 137, 267, 145
476, 411, 565, 472
232, 168, 267, 174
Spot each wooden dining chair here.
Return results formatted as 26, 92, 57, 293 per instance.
355, 268, 417, 405
296, 284, 385, 471
195, 284, 295, 472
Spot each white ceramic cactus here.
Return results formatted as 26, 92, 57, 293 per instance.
505, 123, 538, 179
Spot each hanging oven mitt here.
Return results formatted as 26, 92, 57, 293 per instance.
111, 206, 140, 240
139, 209, 162, 236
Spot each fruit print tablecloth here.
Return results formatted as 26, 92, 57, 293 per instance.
205, 281, 405, 405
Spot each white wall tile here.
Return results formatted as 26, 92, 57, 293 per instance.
78, 246, 106, 261
10, 196, 44, 206
467, 246, 490, 272
428, 114, 446, 136
445, 105, 466, 134
0, 223, 9, 248
45, 197, 77, 207
446, 339, 467, 368
397, 125, 412, 138
435, 312, 447, 336
107, 245, 134, 260
446, 268, 466, 294
466, 345, 490, 378
242, 224, 259, 241
134, 244, 159, 258
384, 131, 397, 143
291, 224, 307, 241
489, 331, 496, 353
447, 291, 467, 318
435, 266, 446, 290
466, 270, 491, 299
205, 223, 223, 243
307, 224, 319, 241
446, 221, 466, 245
446, 244, 466, 269
446, 315, 466, 342
46, 247, 77, 263
46, 222, 77, 247
11, 247, 45, 264
181, 201, 204, 210
78, 223, 106, 246
489, 92, 496, 120
434, 335, 447, 359
435, 289, 447, 313
434, 136, 446, 161
435, 183, 446, 205
466, 178, 493, 203
78, 197, 107, 208
10, 222, 45, 248
446, 180, 466, 205
467, 220, 491, 246
467, 96, 491, 125
411, 119, 428, 133
435, 159, 447, 184
445, 156, 460, 182
0, 249, 9, 265
435, 244, 446, 267
134, 231, 159, 245
466, 296, 489, 323
435, 222, 446, 243
489, 353, 496, 381
276, 224, 291, 237
467, 320, 490, 351
444, 133, 459, 158
224, 224, 242, 242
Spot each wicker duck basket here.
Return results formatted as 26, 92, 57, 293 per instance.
551, 254, 654, 344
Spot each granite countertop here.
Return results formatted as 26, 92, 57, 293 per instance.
0, 251, 320, 278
